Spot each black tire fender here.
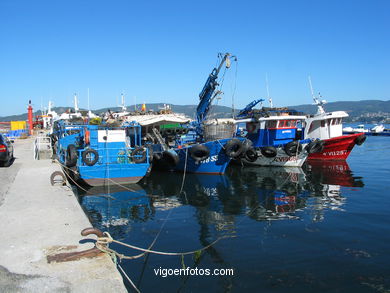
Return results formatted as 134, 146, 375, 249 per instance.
261, 146, 277, 158
162, 150, 180, 167
305, 140, 324, 154
224, 138, 244, 158
189, 144, 210, 162
66, 144, 78, 167
165, 128, 174, 136
355, 134, 366, 146
244, 147, 258, 162
82, 148, 99, 166
284, 141, 302, 157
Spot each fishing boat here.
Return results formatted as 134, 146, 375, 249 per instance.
304, 84, 366, 160
342, 124, 369, 134
124, 53, 246, 174
54, 120, 151, 186
370, 124, 385, 134
235, 100, 323, 167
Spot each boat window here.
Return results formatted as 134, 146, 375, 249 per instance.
266, 120, 277, 128
286, 120, 296, 127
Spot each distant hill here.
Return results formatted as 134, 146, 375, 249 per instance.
290, 100, 390, 123
1, 100, 389, 123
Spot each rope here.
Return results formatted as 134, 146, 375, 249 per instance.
95, 231, 226, 260
118, 264, 140, 293
231, 59, 238, 118
55, 160, 148, 197
179, 148, 188, 194
216, 139, 226, 150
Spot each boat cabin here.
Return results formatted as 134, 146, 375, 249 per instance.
304, 111, 348, 140
242, 115, 306, 147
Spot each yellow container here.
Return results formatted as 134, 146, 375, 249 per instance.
11, 121, 26, 130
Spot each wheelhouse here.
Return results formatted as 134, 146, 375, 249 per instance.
304, 111, 348, 140
243, 115, 306, 147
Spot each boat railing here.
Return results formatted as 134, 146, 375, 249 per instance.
33, 136, 52, 160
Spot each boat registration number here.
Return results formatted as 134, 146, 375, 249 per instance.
200, 155, 218, 164
272, 156, 298, 162
324, 150, 347, 156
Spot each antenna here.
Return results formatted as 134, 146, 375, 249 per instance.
308, 76, 326, 114
308, 76, 316, 100
266, 74, 273, 108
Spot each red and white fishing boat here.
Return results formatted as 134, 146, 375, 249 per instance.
303, 91, 366, 160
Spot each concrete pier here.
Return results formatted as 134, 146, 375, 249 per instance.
0, 138, 127, 292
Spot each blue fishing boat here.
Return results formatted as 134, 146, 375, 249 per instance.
54, 120, 150, 186
235, 100, 323, 167
140, 53, 246, 174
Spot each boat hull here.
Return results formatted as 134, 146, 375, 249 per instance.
308, 133, 363, 160
78, 163, 150, 187
173, 139, 236, 174
241, 147, 308, 167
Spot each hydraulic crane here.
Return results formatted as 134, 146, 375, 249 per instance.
194, 53, 237, 136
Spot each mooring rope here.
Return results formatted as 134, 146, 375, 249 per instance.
117, 263, 141, 293
179, 148, 188, 194
55, 160, 148, 197
95, 231, 226, 260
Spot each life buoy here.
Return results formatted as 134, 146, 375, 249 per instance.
284, 141, 302, 156
162, 150, 179, 167
224, 139, 244, 158
84, 130, 90, 145
82, 148, 99, 166
305, 140, 324, 154
132, 147, 147, 164
66, 144, 78, 167
244, 147, 258, 162
189, 144, 210, 162
261, 146, 277, 158
355, 134, 366, 146
246, 122, 257, 134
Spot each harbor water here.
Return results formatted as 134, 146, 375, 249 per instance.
76, 136, 390, 292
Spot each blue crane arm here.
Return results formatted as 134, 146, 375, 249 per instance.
196, 69, 219, 124
237, 99, 265, 118
195, 53, 233, 125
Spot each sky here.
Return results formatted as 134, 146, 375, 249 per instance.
0, 0, 389, 116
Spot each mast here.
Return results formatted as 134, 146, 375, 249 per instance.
120, 93, 126, 112
87, 88, 90, 110
266, 74, 273, 108
74, 93, 79, 113
308, 76, 326, 114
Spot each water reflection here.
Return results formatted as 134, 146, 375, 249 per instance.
77, 184, 154, 238
77, 161, 364, 238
